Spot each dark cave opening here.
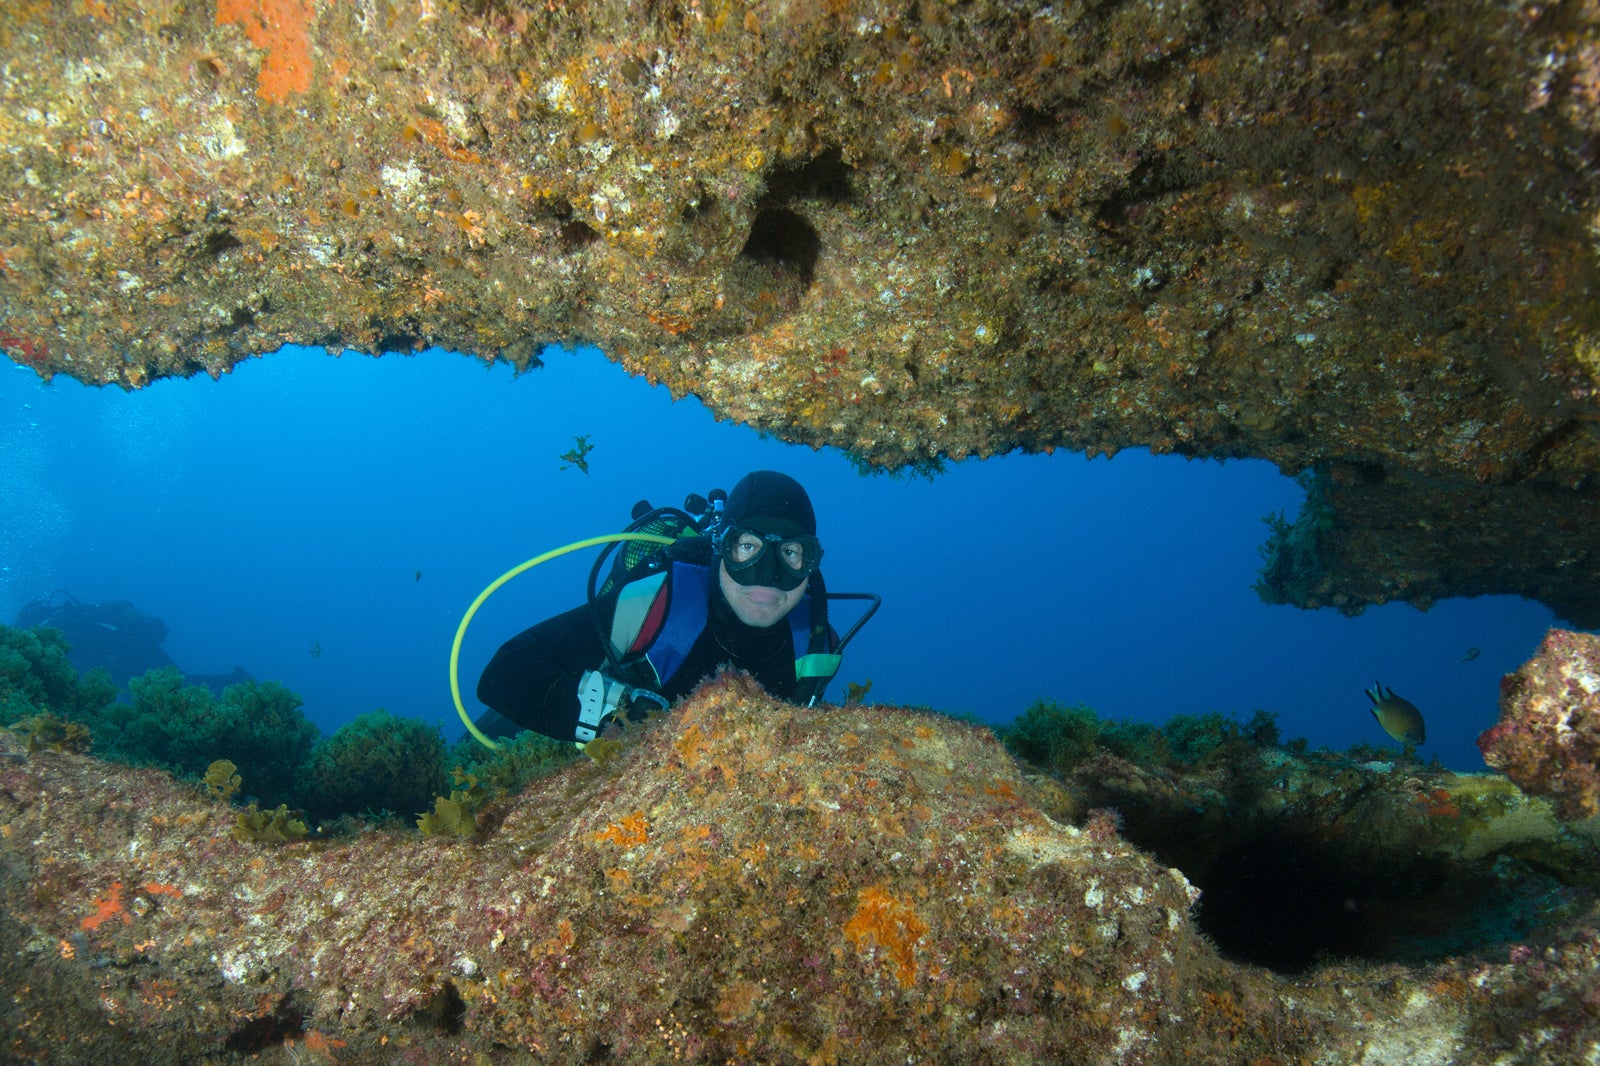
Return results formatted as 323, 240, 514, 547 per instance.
739, 207, 821, 287
222, 993, 306, 1052
761, 145, 854, 203
1115, 812, 1581, 975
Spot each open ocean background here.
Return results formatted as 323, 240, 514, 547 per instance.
0, 343, 1565, 770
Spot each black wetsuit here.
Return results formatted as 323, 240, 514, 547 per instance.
475, 564, 802, 742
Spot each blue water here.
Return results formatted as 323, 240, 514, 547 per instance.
1, 344, 1562, 770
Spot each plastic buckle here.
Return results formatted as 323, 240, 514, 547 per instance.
629, 688, 670, 715
576, 669, 625, 742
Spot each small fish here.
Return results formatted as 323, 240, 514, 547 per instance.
414, 569, 422, 582
845, 679, 873, 705
1461, 647, 1481, 662
309, 639, 322, 660
1365, 681, 1425, 745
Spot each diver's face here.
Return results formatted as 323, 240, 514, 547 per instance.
719, 561, 807, 628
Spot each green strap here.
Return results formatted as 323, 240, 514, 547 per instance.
796, 653, 842, 680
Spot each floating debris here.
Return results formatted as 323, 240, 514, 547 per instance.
560, 434, 594, 474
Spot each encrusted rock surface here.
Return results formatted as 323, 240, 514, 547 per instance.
1480, 628, 1600, 822
1038, 731, 1600, 973
3, 672, 1600, 1064
2, 1, 1600, 619
1256, 461, 1600, 630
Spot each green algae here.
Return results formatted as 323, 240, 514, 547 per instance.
1254, 465, 1336, 610
203, 758, 242, 801
107, 668, 317, 808
7, 712, 92, 754
296, 709, 446, 823
232, 802, 308, 844
0, 623, 117, 728
1000, 697, 1288, 774
416, 793, 478, 839
444, 727, 581, 797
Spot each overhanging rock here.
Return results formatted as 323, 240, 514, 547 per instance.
2, 1, 1599, 619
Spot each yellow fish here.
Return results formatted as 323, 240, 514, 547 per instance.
1365, 681, 1425, 745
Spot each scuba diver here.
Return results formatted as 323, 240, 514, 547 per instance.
474, 470, 874, 744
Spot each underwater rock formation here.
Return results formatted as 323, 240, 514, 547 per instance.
4, 672, 1600, 1063
1480, 628, 1600, 822
2, 2, 1600, 619
1255, 462, 1600, 631
1035, 730, 1600, 974
14, 594, 179, 689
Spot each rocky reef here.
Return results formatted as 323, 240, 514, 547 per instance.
1480, 628, 1600, 822
2, 1, 1600, 620
2, 670, 1600, 1064
1035, 721, 1600, 975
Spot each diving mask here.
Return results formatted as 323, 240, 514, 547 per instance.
714, 524, 823, 591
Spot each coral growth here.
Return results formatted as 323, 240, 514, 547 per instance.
1479, 629, 1600, 822
214, 0, 316, 104
843, 883, 930, 989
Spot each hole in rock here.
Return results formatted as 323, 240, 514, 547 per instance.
368, 317, 421, 353
1111, 808, 1583, 976
222, 993, 305, 1052
200, 228, 243, 259
559, 219, 599, 254
738, 208, 820, 287
1012, 103, 1057, 137
1091, 154, 1202, 230
762, 146, 854, 203
413, 980, 467, 1033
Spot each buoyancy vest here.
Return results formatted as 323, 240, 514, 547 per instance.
606, 561, 842, 705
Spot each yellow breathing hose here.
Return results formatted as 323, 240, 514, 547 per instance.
450, 532, 678, 750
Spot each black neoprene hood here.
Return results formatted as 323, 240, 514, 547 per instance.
723, 470, 817, 537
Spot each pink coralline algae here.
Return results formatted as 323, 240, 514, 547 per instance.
1479, 629, 1600, 821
